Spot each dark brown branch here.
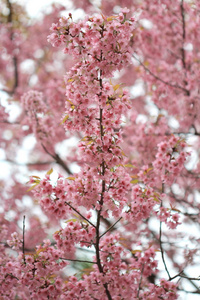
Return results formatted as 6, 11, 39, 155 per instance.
6, 0, 19, 95
65, 201, 96, 228
180, 274, 200, 281
5, 273, 19, 280
41, 143, 72, 175
179, 272, 200, 292
60, 257, 97, 264
22, 215, 26, 264
94, 65, 112, 300
54, 153, 73, 174
178, 289, 200, 295
180, 0, 190, 97
6, 0, 13, 23
169, 270, 184, 281
100, 217, 122, 239
137, 264, 144, 298
180, 0, 187, 70
12, 56, 19, 92
159, 218, 171, 280
159, 184, 171, 280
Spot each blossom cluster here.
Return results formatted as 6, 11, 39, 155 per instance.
7, 231, 22, 250
1, 240, 67, 299
125, 184, 159, 223
155, 206, 181, 229
54, 220, 96, 254
21, 90, 57, 144
48, 10, 134, 73
1, 4, 187, 299
27, 9, 180, 299
152, 135, 188, 184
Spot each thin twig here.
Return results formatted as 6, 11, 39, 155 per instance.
41, 143, 72, 174
180, 0, 186, 70
169, 270, 184, 281
5, 273, 19, 280
132, 53, 188, 94
22, 215, 26, 264
180, 0, 190, 97
100, 217, 122, 238
137, 264, 144, 299
60, 257, 97, 264
180, 274, 200, 281
65, 201, 96, 228
6, 0, 19, 94
159, 183, 171, 280
0, 120, 20, 125
94, 63, 112, 300
179, 271, 200, 291
13, 56, 18, 92
0, 159, 54, 166
178, 289, 200, 295
159, 219, 171, 280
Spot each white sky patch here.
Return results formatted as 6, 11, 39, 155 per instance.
130, 80, 145, 98
13, 0, 72, 18
13, 0, 86, 21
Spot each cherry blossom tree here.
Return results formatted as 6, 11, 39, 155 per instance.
0, 0, 200, 299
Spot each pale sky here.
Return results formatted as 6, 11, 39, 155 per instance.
13, 0, 73, 17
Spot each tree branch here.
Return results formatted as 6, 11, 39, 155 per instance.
22, 215, 26, 264
132, 53, 189, 94
41, 143, 72, 175
60, 257, 97, 264
137, 264, 144, 299
100, 217, 122, 239
65, 201, 96, 228
180, 0, 187, 70
1, 159, 54, 166
6, 0, 19, 95
159, 218, 171, 280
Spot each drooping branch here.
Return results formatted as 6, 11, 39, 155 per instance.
41, 143, 72, 175
159, 217, 171, 280
159, 183, 171, 280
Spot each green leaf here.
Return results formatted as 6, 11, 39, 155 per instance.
65, 218, 77, 223
66, 176, 75, 180
152, 197, 160, 203
143, 167, 153, 174
131, 179, 139, 184
113, 84, 120, 91
124, 164, 136, 168
131, 249, 142, 254
27, 182, 40, 192
107, 16, 118, 22
36, 248, 47, 255
47, 168, 53, 175
60, 115, 69, 125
